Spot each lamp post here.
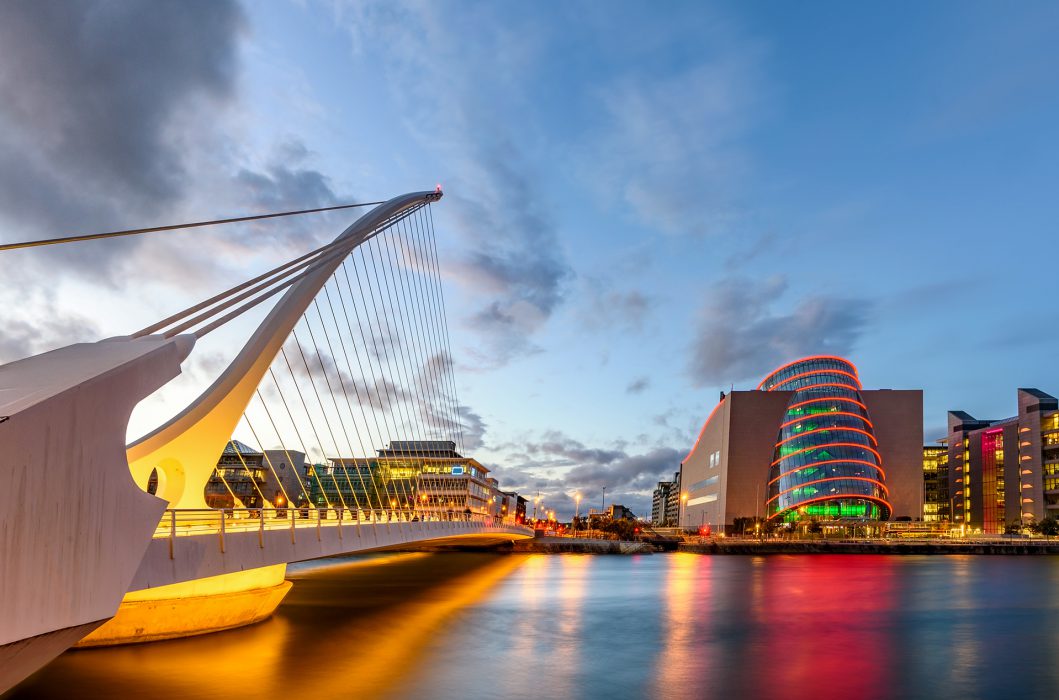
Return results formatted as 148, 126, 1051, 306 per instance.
680, 492, 688, 529
574, 493, 581, 536
601, 485, 607, 515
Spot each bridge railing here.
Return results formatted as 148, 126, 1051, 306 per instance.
154, 507, 523, 554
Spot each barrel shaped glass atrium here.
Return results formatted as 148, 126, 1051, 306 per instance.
761, 356, 891, 522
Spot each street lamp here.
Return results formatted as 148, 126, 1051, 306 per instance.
574, 493, 581, 536
680, 492, 688, 528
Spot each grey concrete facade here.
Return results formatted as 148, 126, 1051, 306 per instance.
681, 388, 924, 531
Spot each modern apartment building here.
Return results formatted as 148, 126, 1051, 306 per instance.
651, 471, 681, 526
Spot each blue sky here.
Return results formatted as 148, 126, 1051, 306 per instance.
2, 1, 1058, 516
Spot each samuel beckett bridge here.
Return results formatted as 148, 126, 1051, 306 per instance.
0, 189, 533, 693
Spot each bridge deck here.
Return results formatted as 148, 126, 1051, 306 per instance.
132, 508, 533, 591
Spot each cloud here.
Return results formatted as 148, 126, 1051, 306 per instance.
0, 1, 244, 235
626, 377, 650, 394
689, 275, 870, 387
579, 278, 653, 334
333, 3, 572, 367
491, 430, 681, 517
0, 2, 352, 298
582, 28, 766, 236
416, 352, 487, 451
0, 290, 98, 364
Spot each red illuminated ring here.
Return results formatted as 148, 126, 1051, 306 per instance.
768, 368, 862, 391
757, 355, 859, 390
682, 397, 725, 464
767, 494, 892, 521
787, 396, 868, 412
765, 476, 890, 506
774, 426, 878, 449
771, 441, 883, 467
784, 382, 861, 394
780, 411, 873, 431
768, 458, 887, 486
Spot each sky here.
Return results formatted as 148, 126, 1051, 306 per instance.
2, 0, 1059, 518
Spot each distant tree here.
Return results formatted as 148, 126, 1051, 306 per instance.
806, 519, 823, 535
1038, 517, 1059, 538
1004, 523, 1022, 536
600, 518, 641, 541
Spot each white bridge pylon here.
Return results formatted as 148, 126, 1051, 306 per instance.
127, 189, 443, 510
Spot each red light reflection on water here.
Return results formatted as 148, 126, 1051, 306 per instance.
745, 555, 896, 700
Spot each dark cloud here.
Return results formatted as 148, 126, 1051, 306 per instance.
0, 294, 97, 364
0, 0, 244, 234
626, 377, 650, 394
496, 430, 682, 517
448, 139, 573, 365
688, 275, 869, 387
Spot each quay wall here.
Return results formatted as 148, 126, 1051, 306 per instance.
679, 540, 1059, 555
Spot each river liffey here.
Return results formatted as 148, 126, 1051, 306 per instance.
11, 552, 1059, 700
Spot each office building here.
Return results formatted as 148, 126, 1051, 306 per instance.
937, 389, 1059, 533
324, 440, 496, 515
922, 446, 948, 522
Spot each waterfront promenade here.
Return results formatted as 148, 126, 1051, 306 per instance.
679, 537, 1059, 555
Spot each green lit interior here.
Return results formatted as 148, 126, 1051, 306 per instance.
780, 501, 881, 522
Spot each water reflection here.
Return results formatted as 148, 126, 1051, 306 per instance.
12, 553, 1059, 700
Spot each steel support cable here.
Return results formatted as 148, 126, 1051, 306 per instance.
242, 411, 295, 509
338, 259, 416, 512
211, 459, 242, 507
0, 200, 387, 253
404, 208, 460, 450
424, 204, 467, 453
301, 305, 371, 513
388, 220, 453, 465
272, 357, 337, 510
379, 224, 444, 512
312, 288, 381, 509
356, 242, 423, 515
380, 226, 447, 464
364, 235, 429, 512
324, 272, 392, 505
135, 235, 347, 338
254, 383, 318, 508
228, 439, 270, 508
355, 241, 434, 518
141, 203, 426, 339
402, 212, 462, 453
285, 333, 351, 511
319, 282, 390, 511
422, 204, 466, 455
343, 253, 411, 512
384, 212, 457, 516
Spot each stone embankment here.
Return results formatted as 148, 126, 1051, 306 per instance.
679, 539, 1059, 555
512, 537, 657, 554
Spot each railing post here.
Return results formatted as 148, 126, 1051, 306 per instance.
317, 508, 322, 541
338, 506, 343, 540
259, 508, 265, 549
219, 509, 226, 553
168, 509, 176, 560
290, 506, 296, 544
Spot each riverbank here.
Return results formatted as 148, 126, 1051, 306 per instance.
511, 537, 657, 554
679, 539, 1059, 555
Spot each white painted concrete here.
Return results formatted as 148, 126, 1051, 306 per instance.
0, 335, 194, 692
